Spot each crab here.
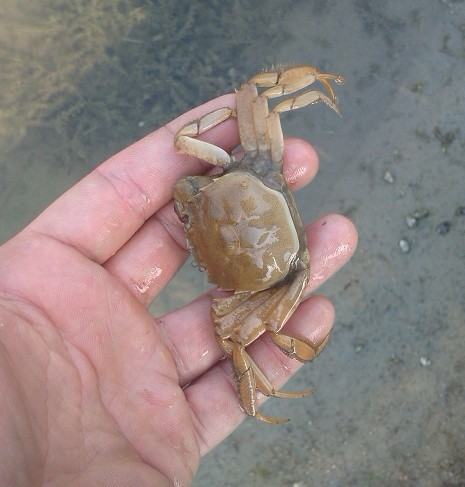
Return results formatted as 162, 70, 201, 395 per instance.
173, 65, 344, 423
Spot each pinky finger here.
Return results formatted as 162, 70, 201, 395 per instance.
184, 295, 335, 455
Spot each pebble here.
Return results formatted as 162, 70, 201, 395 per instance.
406, 216, 417, 228
405, 209, 430, 228
412, 209, 430, 220
398, 239, 411, 253
420, 356, 431, 367
436, 221, 451, 235
383, 170, 395, 184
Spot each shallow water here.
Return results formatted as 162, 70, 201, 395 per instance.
1, 0, 464, 485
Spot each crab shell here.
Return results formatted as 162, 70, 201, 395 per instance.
174, 165, 309, 293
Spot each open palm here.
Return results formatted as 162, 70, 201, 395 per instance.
0, 94, 357, 486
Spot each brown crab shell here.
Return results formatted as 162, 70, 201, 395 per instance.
175, 171, 302, 293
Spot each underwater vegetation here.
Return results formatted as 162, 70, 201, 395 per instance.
0, 0, 288, 165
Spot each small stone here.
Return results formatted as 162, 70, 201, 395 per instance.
406, 216, 417, 228
406, 209, 430, 228
398, 239, 411, 253
138, 120, 145, 127
383, 170, 395, 184
455, 206, 465, 216
411, 209, 430, 220
420, 356, 431, 367
436, 221, 451, 235
409, 81, 424, 93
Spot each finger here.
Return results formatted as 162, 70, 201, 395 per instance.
185, 295, 335, 455
26, 94, 238, 263
302, 213, 359, 299
282, 137, 319, 191
157, 214, 357, 386
104, 138, 319, 305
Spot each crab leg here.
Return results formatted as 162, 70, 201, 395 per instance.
269, 331, 331, 363
247, 65, 344, 163
213, 270, 309, 347
218, 336, 311, 398
267, 111, 284, 164
216, 329, 312, 423
273, 90, 341, 116
262, 269, 309, 333
248, 64, 344, 103
236, 83, 259, 153
175, 107, 235, 167
248, 353, 312, 399
236, 83, 278, 157
260, 270, 331, 362
240, 85, 278, 158
213, 269, 315, 422
252, 95, 271, 153
220, 340, 290, 424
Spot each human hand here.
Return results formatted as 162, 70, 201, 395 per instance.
0, 93, 357, 486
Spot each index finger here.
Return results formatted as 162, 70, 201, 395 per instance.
26, 94, 238, 263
